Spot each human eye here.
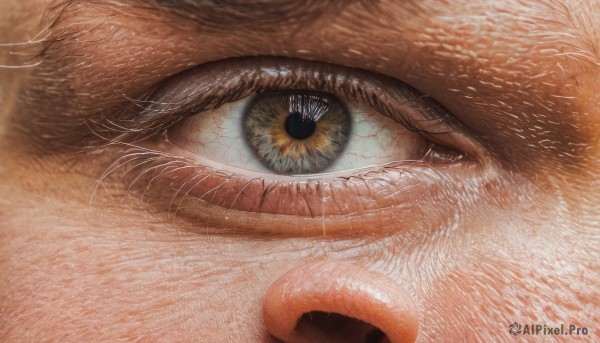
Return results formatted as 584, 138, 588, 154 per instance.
103, 57, 485, 234
168, 83, 446, 176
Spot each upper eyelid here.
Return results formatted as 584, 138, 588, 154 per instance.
132, 56, 459, 137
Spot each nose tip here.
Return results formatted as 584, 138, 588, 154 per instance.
263, 261, 418, 343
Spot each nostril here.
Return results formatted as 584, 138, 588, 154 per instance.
296, 311, 389, 343
263, 261, 418, 343
299, 311, 351, 334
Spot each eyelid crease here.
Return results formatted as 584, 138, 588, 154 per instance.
128, 56, 460, 142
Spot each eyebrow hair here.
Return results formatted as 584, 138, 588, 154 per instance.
148, 0, 366, 29
44, 0, 373, 35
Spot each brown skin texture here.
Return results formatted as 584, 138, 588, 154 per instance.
1, 0, 599, 342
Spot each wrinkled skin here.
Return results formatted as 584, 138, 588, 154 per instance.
0, 0, 599, 342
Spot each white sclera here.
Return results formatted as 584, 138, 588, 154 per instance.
168, 95, 421, 175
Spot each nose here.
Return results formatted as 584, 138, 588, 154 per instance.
263, 261, 418, 343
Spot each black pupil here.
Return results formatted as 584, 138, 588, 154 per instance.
285, 112, 317, 140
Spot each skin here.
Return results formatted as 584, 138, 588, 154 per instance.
1, 0, 599, 342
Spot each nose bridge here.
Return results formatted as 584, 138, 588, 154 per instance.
262, 260, 419, 343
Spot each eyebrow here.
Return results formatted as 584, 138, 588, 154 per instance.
148, 0, 360, 28
46, 0, 369, 34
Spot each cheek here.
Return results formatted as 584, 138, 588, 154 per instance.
415, 200, 598, 341
0, 201, 373, 341
423, 253, 596, 341
1, 177, 595, 342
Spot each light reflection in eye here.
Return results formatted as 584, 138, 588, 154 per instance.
244, 90, 351, 174
167, 89, 424, 176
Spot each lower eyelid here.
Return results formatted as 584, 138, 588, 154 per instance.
104, 145, 480, 236
113, 144, 468, 222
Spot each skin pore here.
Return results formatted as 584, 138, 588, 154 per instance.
1, 0, 599, 342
